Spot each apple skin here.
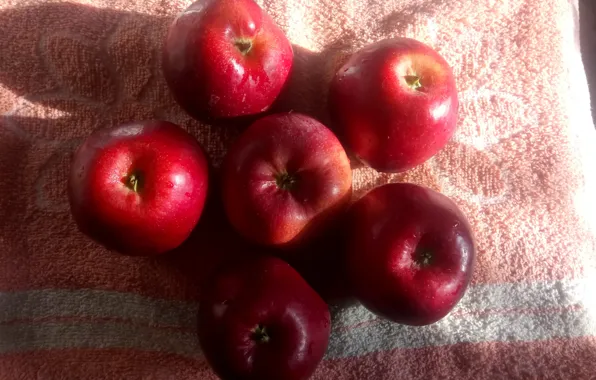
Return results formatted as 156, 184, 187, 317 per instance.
346, 183, 475, 325
163, 0, 293, 120
328, 38, 458, 172
222, 113, 352, 248
68, 121, 209, 256
198, 256, 331, 380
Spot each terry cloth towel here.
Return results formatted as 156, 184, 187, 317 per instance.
1, 0, 596, 379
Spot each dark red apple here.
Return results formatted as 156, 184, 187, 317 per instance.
222, 113, 352, 248
329, 38, 458, 172
346, 183, 475, 325
68, 121, 209, 256
163, 0, 293, 120
198, 256, 331, 380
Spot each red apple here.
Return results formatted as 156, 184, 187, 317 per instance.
329, 38, 458, 172
163, 0, 293, 120
198, 256, 331, 380
346, 183, 475, 325
222, 113, 352, 248
68, 121, 209, 256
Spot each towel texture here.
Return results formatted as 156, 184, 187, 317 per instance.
1, 0, 596, 378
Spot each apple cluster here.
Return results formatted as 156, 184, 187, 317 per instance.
67, 1, 476, 379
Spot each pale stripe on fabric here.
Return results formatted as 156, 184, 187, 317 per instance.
0, 322, 200, 356
0, 278, 594, 357
1, 279, 591, 328
330, 278, 594, 330
0, 289, 198, 329
326, 305, 596, 358
0, 303, 593, 359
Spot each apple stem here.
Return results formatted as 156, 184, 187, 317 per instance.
252, 325, 270, 344
404, 75, 422, 91
235, 39, 253, 55
129, 174, 139, 192
126, 172, 143, 193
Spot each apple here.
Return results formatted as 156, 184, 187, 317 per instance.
328, 37, 458, 172
222, 113, 352, 248
198, 256, 331, 380
68, 121, 209, 256
163, 0, 293, 120
345, 183, 475, 325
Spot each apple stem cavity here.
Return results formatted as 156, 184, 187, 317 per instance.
404, 75, 422, 91
234, 39, 253, 55
251, 324, 270, 344
275, 172, 297, 191
416, 249, 434, 267
126, 172, 143, 193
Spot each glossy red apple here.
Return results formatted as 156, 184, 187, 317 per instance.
163, 0, 293, 120
68, 121, 209, 256
346, 183, 475, 325
198, 256, 331, 380
222, 113, 352, 248
329, 38, 458, 172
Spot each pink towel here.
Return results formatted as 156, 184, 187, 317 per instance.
1, 0, 596, 378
